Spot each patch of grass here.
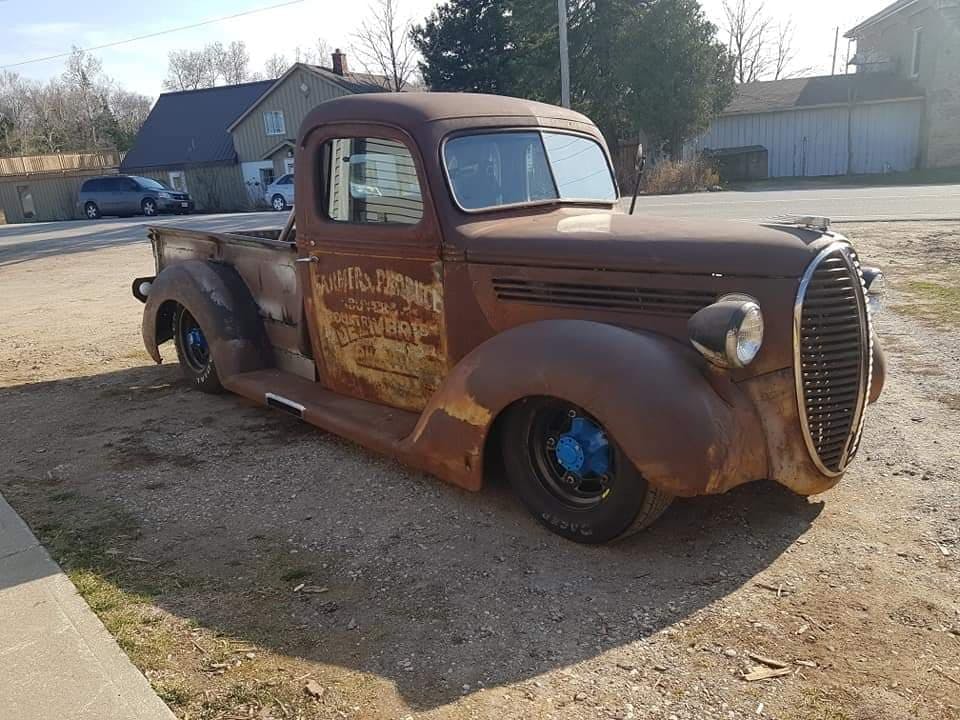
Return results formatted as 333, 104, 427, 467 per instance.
153, 680, 194, 708
897, 280, 960, 326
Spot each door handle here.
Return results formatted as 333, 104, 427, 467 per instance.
295, 256, 319, 264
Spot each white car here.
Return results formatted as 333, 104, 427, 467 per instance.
265, 174, 294, 211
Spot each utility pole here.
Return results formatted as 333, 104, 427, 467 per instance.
831, 26, 839, 75
558, 0, 570, 108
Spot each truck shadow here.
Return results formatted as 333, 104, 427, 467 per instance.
0, 364, 822, 710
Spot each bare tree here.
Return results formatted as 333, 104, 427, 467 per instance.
352, 0, 418, 91
212, 41, 252, 85
164, 48, 217, 90
0, 53, 151, 155
62, 47, 108, 148
109, 88, 152, 142
264, 53, 290, 78
722, 0, 773, 83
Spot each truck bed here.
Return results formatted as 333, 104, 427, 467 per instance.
148, 223, 315, 379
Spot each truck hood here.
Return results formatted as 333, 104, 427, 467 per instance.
457, 209, 827, 278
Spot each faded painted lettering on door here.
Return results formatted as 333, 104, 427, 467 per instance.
312, 257, 446, 412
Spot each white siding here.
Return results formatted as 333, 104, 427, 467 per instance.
685, 100, 923, 177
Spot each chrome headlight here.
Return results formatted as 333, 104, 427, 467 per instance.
158, 191, 173, 199
688, 295, 764, 369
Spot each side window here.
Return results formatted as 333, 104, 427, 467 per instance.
322, 137, 423, 225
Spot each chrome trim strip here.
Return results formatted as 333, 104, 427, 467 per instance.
265, 393, 306, 416
793, 242, 872, 477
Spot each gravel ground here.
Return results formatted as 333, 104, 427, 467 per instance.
0, 221, 958, 720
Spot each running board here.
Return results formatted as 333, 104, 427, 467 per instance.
265, 393, 305, 418
225, 369, 419, 459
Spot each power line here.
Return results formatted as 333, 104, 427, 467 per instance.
0, 0, 304, 70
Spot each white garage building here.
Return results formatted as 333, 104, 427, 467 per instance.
686, 73, 925, 177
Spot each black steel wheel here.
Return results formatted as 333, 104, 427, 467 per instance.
172, 304, 223, 393
502, 397, 672, 543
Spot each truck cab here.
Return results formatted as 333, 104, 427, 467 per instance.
135, 93, 886, 543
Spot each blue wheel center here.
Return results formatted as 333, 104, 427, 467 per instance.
186, 327, 207, 353
554, 417, 610, 477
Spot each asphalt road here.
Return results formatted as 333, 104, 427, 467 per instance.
0, 211, 283, 268
2, 182, 959, 265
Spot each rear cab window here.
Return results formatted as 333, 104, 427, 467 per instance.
320, 137, 423, 225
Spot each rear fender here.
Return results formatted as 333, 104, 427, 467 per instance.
403, 320, 768, 496
142, 260, 271, 381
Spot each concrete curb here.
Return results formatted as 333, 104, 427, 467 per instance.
0, 493, 177, 720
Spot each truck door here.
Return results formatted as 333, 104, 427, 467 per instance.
296, 126, 447, 413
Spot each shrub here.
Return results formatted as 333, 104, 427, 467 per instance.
640, 156, 720, 195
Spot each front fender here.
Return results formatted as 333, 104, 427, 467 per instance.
402, 320, 768, 496
141, 260, 271, 382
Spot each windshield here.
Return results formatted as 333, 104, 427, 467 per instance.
443, 131, 616, 211
133, 176, 170, 191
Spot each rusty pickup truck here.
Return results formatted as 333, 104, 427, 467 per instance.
133, 93, 886, 543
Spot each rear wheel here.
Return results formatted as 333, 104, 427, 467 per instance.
172, 305, 223, 393
142, 198, 158, 217
84, 202, 100, 220
501, 397, 673, 543
272, 194, 287, 211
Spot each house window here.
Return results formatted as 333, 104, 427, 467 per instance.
17, 185, 35, 219
322, 137, 423, 225
911, 27, 923, 77
284, 157, 295, 175
263, 110, 286, 136
168, 171, 187, 192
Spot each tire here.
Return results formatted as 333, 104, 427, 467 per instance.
172, 304, 223, 393
271, 194, 287, 211
142, 198, 158, 217
84, 202, 100, 220
501, 397, 673, 544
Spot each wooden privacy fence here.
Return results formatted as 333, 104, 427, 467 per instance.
0, 150, 126, 177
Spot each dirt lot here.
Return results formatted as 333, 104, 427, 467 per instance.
1, 221, 958, 720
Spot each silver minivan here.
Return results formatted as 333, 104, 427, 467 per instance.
78, 175, 194, 219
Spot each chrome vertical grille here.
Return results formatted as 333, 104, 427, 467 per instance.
794, 243, 872, 475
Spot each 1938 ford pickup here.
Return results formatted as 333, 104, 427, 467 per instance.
133, 93, 886, 543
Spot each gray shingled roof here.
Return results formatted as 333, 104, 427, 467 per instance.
304, 64, 392, 92
121, 80, 274, 170
723, 73, 924, 116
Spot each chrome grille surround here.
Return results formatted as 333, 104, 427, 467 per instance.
794, 241, 873, 477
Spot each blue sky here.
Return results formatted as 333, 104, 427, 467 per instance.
1, 0, 886, 99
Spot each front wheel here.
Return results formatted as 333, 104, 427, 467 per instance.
172, 305, 223, 393
501, 397, 673, 543
142, 198, 158, 217
271, 194, 287, 211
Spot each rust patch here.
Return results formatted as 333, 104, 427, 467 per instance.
312, 257, 446, 412
440, 393, 492, 427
